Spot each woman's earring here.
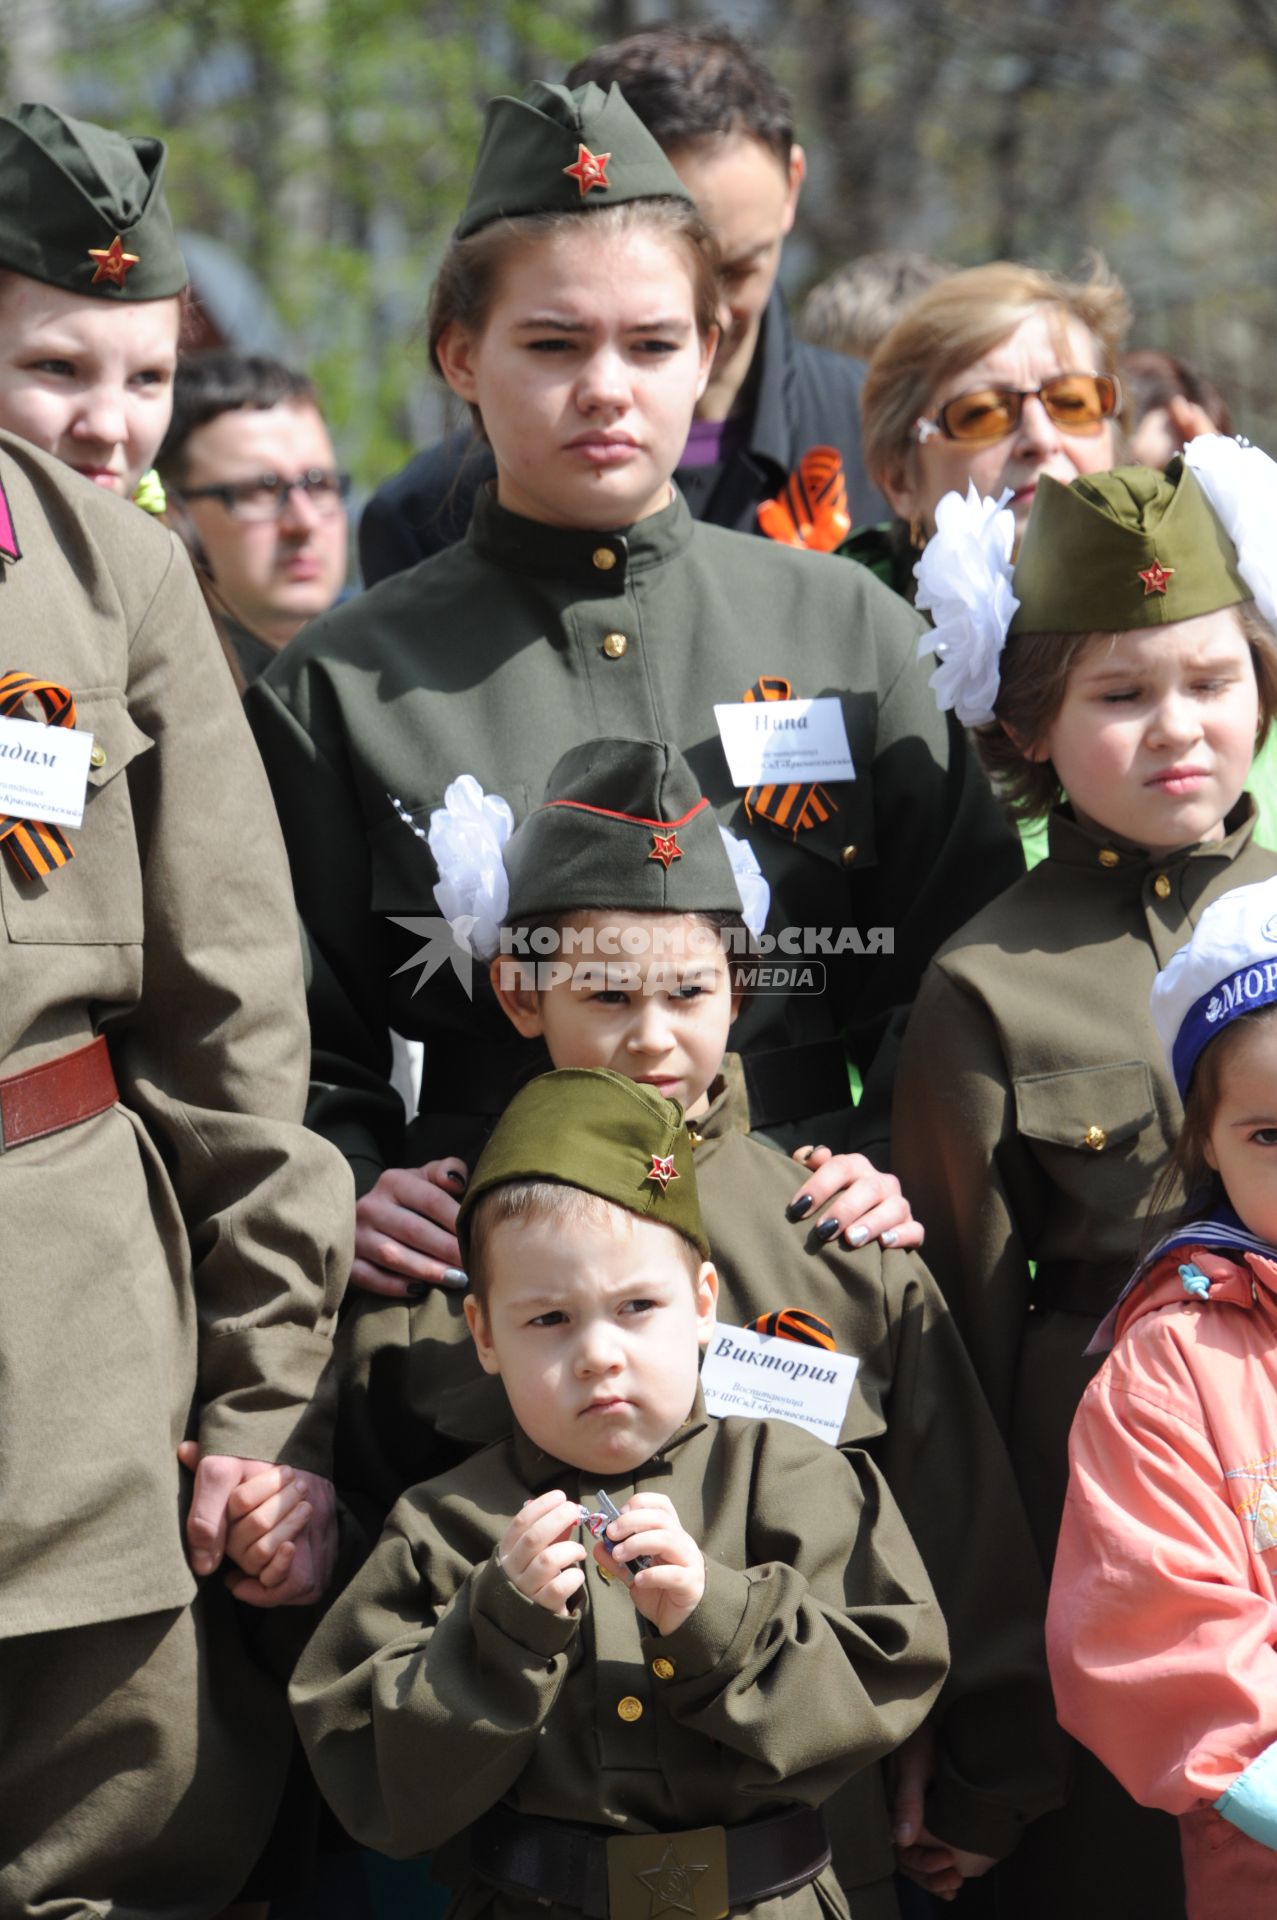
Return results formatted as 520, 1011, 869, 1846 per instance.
909, 514, 926, 550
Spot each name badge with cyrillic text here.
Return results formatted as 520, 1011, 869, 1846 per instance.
0, 715, 93, 828
701, 1323, 858, 1444
714, 697, 854, 789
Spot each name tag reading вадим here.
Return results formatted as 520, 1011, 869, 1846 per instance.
714, 697, 854, 789
0, 715, 93, 829
701, 1323, 858, 1445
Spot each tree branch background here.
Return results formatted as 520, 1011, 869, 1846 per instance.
6, 0, 1275, 493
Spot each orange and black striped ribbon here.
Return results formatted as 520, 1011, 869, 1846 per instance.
756, 447, 851, 552
741, 675, 839, 839
745, 1307, 837, 1352
0, 671, 77, 881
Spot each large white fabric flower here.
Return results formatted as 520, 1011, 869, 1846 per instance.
719, 826, 770, 939
912, 484, 1019, 725
1185, 435, 1277, 628
423, 775, 514, 960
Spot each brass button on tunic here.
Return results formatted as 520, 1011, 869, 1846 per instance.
602, 633, 628, 659
592, 547, 617, 571
616, 1696, 644, 1722
1153, 873, 1171, 900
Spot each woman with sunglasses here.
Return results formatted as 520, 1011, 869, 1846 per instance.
850, 260, 1128, 598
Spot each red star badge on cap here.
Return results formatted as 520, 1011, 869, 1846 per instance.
646, 1153, 680, 1192
649, 831, 682, 870
87, 235, 140, 288
563, 144, 611, 196
1138, 559, 1174, 596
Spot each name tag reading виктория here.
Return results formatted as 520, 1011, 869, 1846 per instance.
701, 1324, 858, 1444
0, 714, 93, 829
713, 697, 854, 789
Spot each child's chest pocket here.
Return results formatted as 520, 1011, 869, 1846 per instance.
1014, 1061, 1159, 1212
0, 689, 151, 946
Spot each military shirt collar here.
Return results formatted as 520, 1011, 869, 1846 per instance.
1045, 794, 1258, 875
467, 482, 694, 586
511, 1381, 711, 1492
683, 1056, 751, 1164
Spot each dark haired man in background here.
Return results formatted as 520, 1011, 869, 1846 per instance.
159, 350, 349, 683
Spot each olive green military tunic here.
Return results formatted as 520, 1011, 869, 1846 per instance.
331, 1065, 1063, 1895
0, 435, 352, 1914
892, 800, 1277, 1920
292, 1396, 949, 1920
893, 800, 1277, 1560
245, 488, 1022, 1173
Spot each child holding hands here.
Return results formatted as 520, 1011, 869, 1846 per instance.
1049, 876, 1277, 1914
292, 1068, 949, 1920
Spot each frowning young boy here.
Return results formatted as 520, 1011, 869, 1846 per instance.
293, 1068, 947, 1920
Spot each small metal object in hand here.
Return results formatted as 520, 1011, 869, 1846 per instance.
580, 1489, 654, 1572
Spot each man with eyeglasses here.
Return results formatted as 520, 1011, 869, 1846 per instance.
158, 350, 349, 684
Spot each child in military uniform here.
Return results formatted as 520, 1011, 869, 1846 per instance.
293, 1067, 949, 1920
0, 102, 350, 1920
892, 444, 1277, 1917
245, 74, 1023, 1296
333, 738, 1065, 1915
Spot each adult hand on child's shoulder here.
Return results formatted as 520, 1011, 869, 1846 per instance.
350, 1157, 470, 1297
602, 1492, 705, 1636
497, 1490, 588, 1617
789, 1145, 924, 1251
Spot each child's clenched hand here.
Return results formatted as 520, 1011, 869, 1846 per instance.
599, 1492, 704, 1635
497, 1490, 587, 1616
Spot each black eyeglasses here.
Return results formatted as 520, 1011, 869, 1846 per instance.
178, 469, 351, 522
912, 373, 1122, 446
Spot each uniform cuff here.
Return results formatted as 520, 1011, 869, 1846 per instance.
650, 1559, 751, 1676
472, 1553, 581, 1659
1215, 1742, 1277, 1850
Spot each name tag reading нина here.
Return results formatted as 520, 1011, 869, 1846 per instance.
701, 1323, 858, 1444
714, 697, 854, 789
0, 715, 93, 828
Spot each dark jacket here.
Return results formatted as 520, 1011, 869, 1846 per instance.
358, 289, 888, 585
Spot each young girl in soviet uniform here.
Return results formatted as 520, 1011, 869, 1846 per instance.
891, 441, 1277, 1920
1049, 875, 1277, 1916
336, 737, 1065, 1918
245, 77, 1023, 1289
294, 1067, 949, 1920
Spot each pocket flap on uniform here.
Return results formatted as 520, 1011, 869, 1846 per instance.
79, 689, 153, 789
1014, 1060, 1155, 1152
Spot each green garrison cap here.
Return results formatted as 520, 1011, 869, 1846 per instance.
0, 103, 186, 299
457, 1068, 709, 1261
1010, 457, 1248, 636
456, 80, 693, 239
505, 738, 742, 921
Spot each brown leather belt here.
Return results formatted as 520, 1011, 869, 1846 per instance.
0, 1036, 118, 1151
470, 1803, 830, 1920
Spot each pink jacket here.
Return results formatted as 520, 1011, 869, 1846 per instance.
1048, 1241, 1277, 1910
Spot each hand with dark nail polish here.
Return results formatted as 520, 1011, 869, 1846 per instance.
815, 1217, 842, 1244
785, 1193, 814, 1222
